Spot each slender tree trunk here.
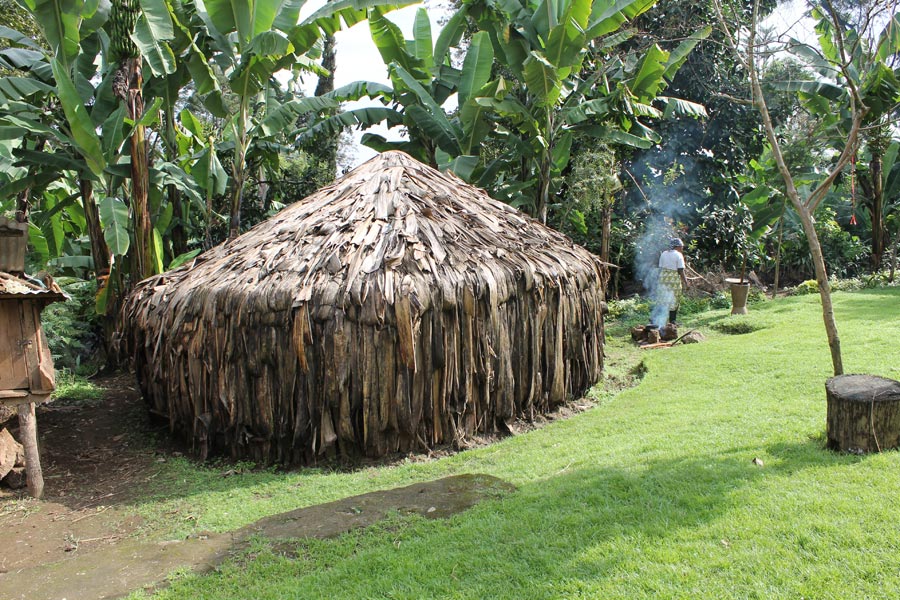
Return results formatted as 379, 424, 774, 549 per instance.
15, 140, 45, 223
870, 155, 884, 270
205, 136, 216, 249
773, 216, 783, 298
745, 0, 843, 375
887, 232, 897, 282
228, 144, 245, 240
79, 178, 110, 276
600, 202, 612, 265
314, 33, 338, 181
127, 56, 153, 280
228, 103, 248, 240
164, 110, 187, 257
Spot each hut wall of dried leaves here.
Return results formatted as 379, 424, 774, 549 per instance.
121, 152, 608, 465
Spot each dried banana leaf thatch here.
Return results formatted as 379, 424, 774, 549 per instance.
121, 151, 607, 465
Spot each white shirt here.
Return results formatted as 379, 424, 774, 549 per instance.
659, 249, 685, 270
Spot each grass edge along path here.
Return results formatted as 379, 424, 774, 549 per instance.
132, 288, 900, 599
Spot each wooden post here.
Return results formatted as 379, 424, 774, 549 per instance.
16, 400, 43, 499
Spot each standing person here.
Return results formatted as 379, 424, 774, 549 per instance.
658, 238, 688, 324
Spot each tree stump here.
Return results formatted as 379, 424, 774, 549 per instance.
826, 374, 900, 453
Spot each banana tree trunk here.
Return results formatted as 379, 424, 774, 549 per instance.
228, 148, 246, 240
79, 178, 110, 277
228, 104, 249, 240
536, 153, 550, 224
126, 56, 153, 280
164, 109, 187, 257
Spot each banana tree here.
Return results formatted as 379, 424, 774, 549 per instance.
464, 0, 709, 222
192, 0, 418, 239
0, 3, 114, 278
309, 0, 706, 222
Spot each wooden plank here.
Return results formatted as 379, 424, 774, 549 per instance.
0, 302, 29, 390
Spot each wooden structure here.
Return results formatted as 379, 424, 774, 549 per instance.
0, 217, 65, 498
826, 374, 900, 453
122, 151, 608, 465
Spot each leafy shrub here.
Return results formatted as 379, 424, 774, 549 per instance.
712, 316, 765, 334
607, 296, 651, 322
52, 370, 104, 403
42, 278, 104, 372
793, 279, 819, 295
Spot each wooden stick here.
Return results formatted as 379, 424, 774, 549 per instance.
16, 401, 43, 499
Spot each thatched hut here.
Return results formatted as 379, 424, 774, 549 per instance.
122, 151, 607, 464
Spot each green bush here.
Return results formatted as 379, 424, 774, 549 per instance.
52, 369, 104, 403
606, 296, 651, 322
793, 279, 819, 295
42, 278, 104, 372
711, 315, 765, 334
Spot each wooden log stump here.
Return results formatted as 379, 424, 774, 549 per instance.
826, 374, 900, 453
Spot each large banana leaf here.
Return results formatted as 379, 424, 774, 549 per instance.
133, 13, 177, 76
433, 5, 467, 64
411, 8, 433, 70
0, 25, 45, 50
458, 31, 493, 106
99, 195, 130, 256
51, 58, 106, 178
628, 43, 668, 101
258, 96, 340, 137
543, 0, 590, 69
19, 0, 82, 67
302, 0, 420, 36
0, 171, 61, 200
200, 0, 299, 45
659, 97, 706, 119
876, 15, 900, 62
13, 149, 87, 173
140, 0, 175, 39
0, 47, 53, 81
523, 51, 561, 106
662, 25, 710, 82
0, 77, 55, 104
586, 0, 656, 39
407, 104, 462, 156
328, 80, 393, 102
298, 106, 404, 142
773, 79, 845, 101
369, 8, 427, 81
391, 63, 463, 154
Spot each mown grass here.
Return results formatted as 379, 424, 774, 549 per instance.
129, 288, 900, 599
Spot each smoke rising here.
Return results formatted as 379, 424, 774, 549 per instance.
628, 150, 699, 328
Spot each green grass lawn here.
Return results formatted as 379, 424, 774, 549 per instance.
131, 287, 900, 599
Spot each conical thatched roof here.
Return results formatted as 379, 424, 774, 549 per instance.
123, 151, 607, 464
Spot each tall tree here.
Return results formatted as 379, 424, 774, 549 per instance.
713, 0, 900, 375
110, 0, 153, 280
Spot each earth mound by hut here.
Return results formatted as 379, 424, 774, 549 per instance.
122, 151, 607, 465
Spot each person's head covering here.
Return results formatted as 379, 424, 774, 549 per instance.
671, 238, 684, 249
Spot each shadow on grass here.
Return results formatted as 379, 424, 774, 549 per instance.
152, 438, 858, 599
833, 287, 900, 323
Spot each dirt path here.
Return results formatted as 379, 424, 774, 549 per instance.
1, 474, 510, 600
0, 376, 512, 599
